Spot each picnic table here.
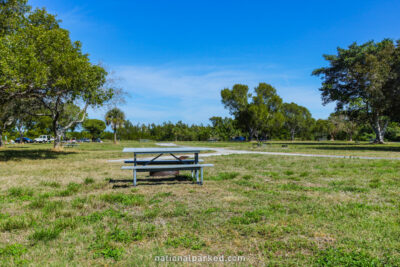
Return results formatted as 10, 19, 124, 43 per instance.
121, 147, 213, 186
64, 142, 79, 148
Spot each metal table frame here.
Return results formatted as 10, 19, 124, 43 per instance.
122, 147, 209, 186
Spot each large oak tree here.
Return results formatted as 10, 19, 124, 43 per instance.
313, 39, 400, 143
0, 5, 114, 147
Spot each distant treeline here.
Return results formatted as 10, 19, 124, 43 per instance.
3, 113, 400, 143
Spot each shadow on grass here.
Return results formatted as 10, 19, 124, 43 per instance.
110, 175, 195, 187
0, 149, 75, 161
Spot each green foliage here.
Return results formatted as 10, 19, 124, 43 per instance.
105, 107, 125, 143
82, 119, 106, 140
0, 0, 30, 36
282, 102, 313, 140
209, 116, 242, 141
0, 6, 114, 147
221, 83, 284, 140
313, 39, 400, 143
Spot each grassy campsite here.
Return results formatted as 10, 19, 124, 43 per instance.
1, 141, 400, 265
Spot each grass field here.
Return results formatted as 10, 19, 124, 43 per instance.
0, 141, 399, 266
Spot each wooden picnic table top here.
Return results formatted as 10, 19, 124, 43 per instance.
122, 147, 209, 154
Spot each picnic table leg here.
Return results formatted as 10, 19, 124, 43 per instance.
191, 170, 194, 178
200, 167, 203, 185
195, 169, 199, 184
133, 169, 137, 186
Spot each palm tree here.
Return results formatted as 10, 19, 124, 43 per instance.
105, 108, 125, 144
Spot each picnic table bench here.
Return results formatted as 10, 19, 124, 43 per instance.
122, 147, 213, 186
64, 143, 79, 148
124, 159, 204, 164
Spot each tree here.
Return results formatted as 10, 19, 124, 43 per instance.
0, 7, 114, 148
221, 83, 283, 141
282, 102, 312, 141
313, 119, 330, 141
83, 119, 106, 141
327, 114, 345, 141
28, 10, 112, 147
209, 116, 241, 141
312, 39, 400, 143
335, 112, 358, 141
105, 108, 125, 144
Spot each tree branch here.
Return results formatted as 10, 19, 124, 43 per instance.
61, 101, 89, 131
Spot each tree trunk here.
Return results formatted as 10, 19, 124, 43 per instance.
248, 128, 255, 141
371, 118, 387, 144
330, 134, 334, 141
53, 130, 63, 148
349, 134, 353, 142
113, 128, 117, 144
0, 132, 3, 147
290, 129, 295, 141
53, 120, 63, 149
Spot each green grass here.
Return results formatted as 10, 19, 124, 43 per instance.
0, 140, 399, 265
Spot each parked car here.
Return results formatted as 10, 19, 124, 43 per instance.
232, 136, 246, 142
76, 138, 91, 143
15, 137, 34, 143
94, 138, 103, 143
34, 135, 54, 143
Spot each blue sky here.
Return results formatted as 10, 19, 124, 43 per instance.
29, 0, 400, 124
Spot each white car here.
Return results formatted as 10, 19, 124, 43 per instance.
34, 135, 54, 143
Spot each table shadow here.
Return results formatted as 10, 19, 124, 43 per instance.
110, 175, 195, 187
